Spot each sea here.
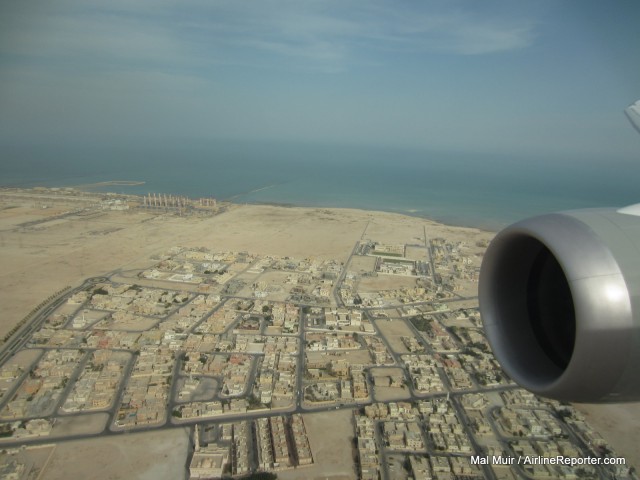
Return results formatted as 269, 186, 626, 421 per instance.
2, 139, 639, 231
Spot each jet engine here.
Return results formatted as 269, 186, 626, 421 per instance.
479, 207, 640, 402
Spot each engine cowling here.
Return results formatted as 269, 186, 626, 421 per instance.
479, 207, 640, 402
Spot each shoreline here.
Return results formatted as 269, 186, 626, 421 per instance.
245, 199, 504, 233
2, 181, 506, 233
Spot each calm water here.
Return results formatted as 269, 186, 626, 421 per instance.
2, 139, 639, 230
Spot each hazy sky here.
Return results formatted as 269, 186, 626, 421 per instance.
1, 0, 639, 160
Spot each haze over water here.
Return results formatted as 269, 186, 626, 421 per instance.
2, 139, 638, 231
1, 2, 639, 230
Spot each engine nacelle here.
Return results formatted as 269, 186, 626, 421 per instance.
479, 207, 640, 402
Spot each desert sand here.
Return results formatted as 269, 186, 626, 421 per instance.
0, 200, 489, 338
1, 194, 638, 475
278, 410, 357, 480
40, 427, 191, 480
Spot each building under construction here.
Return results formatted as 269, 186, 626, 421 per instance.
141, 193, 218, 216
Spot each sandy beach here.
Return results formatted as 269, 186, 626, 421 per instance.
1, 192, 638, 476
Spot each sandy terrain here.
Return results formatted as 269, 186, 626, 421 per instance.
575, 403, 640, 467
370, 367, 412, 402
1, 196, 638, 473
0, 349, 43, 404
375, 319, 417, 354
385, 454, 410, 480
277, 409, 357, 480
0, 445, 56, 480
39, 427, 191, 480
358, 275, 417, 293
174, 376, 218, 403
0, 200, 492, 341
50, 413, 109, 437
306, 350, 372, 366
4, 348, 42, 370
348, 255, 377, 274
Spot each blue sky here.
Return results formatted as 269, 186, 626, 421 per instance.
0, 0, 639, 160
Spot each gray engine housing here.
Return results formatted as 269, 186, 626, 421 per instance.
479, 207, 640, 402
